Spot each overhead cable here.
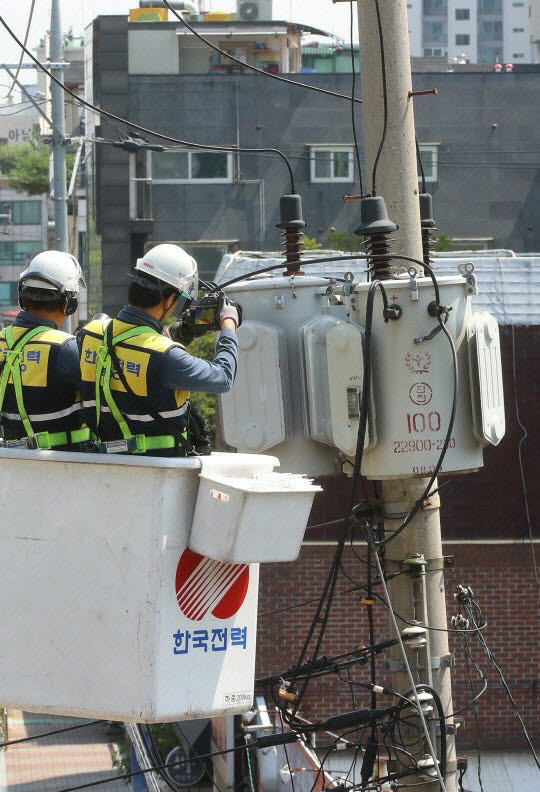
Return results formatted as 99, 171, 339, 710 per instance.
350, 0, 364, 196
0, 15, 296, 193
162, 0, 362, 106
371, 544, 447, 792
0, 719, 106, 748
496, 259, 539, 597
283, 280, 390, 726
4, 0, 35, 99
371, 0, 389, 195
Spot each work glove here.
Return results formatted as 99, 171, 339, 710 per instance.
219, 296, 242, 330
166, 312, 196, 346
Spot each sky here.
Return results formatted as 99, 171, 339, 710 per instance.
0, 0, 358, 94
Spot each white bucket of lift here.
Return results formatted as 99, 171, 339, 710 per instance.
189, 472, 321, 563
0, 448, 284, 723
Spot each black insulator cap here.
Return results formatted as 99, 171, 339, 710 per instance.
419, 192, 435, 226
276, 193, 306, 229
354, 196, 397, 237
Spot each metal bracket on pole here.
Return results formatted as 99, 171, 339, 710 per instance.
0, 62, 69, 70
385, 654, 454, 673
430, 653, 455, 669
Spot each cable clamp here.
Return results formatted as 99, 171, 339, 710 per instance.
278, 688, 298, 704
408, 267, 419, 301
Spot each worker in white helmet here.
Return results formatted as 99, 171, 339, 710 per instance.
0, 251, 91, 451
78, 244, 239, 456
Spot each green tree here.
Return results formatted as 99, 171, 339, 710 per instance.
187, 333, 217, 441
0, 142, 76, 196
303, 235, 321, 250
0, 142, 49, 195
326, 230, 365, 252
433, 233, 453, 252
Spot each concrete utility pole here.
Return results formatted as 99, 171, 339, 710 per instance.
50, 0, 71, 329
356, 2, 457, 790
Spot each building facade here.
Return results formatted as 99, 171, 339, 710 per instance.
0, 99, 48, 321
87, 14, 540, 315
408, 0, 532, 63
83, 13, 540, 763
530, 0, 540, 61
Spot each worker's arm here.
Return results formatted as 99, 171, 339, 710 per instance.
57, 337, 82, 388
161, 329, 238, 394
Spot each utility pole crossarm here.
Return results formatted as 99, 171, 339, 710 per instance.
0, 62, 68, 69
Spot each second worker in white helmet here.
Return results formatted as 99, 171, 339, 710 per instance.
0, 250, 90, 451
78, 244, 239, 456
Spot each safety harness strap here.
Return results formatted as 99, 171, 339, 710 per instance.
0, 325, 51, 438
94, 321, 191, 454
1, 427, 93, 450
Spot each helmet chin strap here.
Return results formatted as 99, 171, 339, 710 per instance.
158, 288, 179, 323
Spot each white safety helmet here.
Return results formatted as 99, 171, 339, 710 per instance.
19, 250, 86, 295
134, 244, 198, 298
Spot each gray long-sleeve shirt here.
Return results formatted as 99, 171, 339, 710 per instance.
115, 305, 238, 393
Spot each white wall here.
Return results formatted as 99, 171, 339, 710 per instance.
0, 111, 38, 146
128, 29, 180, 74
407, 0, 423, 57
530, 0, 540, 61
503, 0, 529, 62
448, 0, 478, 62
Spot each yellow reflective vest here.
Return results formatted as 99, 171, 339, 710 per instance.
0, 325, 83, 443
79, 319, 190, 450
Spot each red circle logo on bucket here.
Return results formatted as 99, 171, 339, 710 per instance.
175, 549, 249, 621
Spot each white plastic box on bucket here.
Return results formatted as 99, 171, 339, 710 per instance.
0, 448, 319, 723
190, 472, 322, 563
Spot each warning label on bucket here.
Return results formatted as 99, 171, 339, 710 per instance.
224, 691, 253, 707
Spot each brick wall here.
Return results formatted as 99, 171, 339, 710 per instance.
256, 543, 539, 751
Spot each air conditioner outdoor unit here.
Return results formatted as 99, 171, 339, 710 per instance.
237, 0, 273, 22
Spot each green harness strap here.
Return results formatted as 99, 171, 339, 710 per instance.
0, 325, 50, 438
95, 322, 164, 441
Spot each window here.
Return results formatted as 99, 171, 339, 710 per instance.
0, 282, 14, 306
0, 241, 42, 267
151, 150, 232, 183
480, 21, 503, 40
1, 201, 42, 225
456, 34, 470, 45
417, 144, 439, 183
478, 0, 502, 12
513, 53, 525, 57
513, 28, 524, 33
309, 146, 354, 183
423, 20, 445, 42
423, 0, 447, 15
455, 9, 470, 20
478, 44, 500, 62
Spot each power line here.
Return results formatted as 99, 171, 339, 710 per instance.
495, 260, 540, 598
350, 0, 364, 196
0, 14, 297, 193
371, 0, 388, 196
163, 0, 363, 106
4, 0, 35, 99
0, 719, 106, 748
371, 543, 447, 792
